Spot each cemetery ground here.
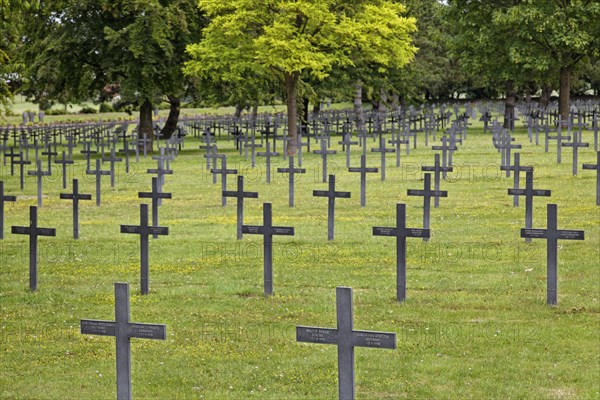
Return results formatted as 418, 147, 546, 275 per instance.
0, 120, 598, 399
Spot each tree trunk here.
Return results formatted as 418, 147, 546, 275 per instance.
379, 87, 388, 114
285, 72, 299, 156
234, 104, 243, 119
559, 66, 571, 125
139, 99, 154, 153
391, 93, 400, 111
301, 97, 309, 134
354, 80, 365, 133
159, 96, 180, 140
250, 104, 258, 127
312, 101, 320, 119
503, 80, 516, 131
540, 85, 552, 107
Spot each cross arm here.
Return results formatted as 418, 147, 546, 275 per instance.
351, 330, 396, 349
80, 319, 117, 336
296, 326, 339, 345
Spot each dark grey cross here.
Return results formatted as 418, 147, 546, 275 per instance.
244, 134, 263, 168
313, 174, 351, 240
547, 119, 571, 164
494, 134, 521, 177
27, 160, 50, 208
561, 130, 589, 176
203, 145, 220, 184
313, 138, 337, 183
11, 206, 56, 291
338, 133, 358, 168
138, 177, 172, 238
80, 282, 166, 400
348, 154, 378, 207
407, 173, 447, 240
54, 151, 74, 189
296, 286, 396, 400
500, 153, 533, 207
148, 147, 173, 190
4, 146, 19, 175
508, 170, 551, 242
256, 142, 279, 183
86, 159, 111, 207
371, 134, 395, 181
373, 203, 430, 302
421, 153, 452, 208
521, 204, 584, 305
0, 181, 17, 239
80, 142, 97, 170
13, 151, 31, 190
223, 175, 259, 239
41, 148, 57, 174
388, 135, 409, 167
277, 157, 306, 207
102, 148, 123, 187
582, 150, 600, 205
242, 202, 294, 296
118, 140, 134, 174
60, 179, 92, 239
120, 203, 168, 295
211, 157, 238, 206
431, 136, 457, 179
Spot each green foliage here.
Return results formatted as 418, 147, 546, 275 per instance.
78, 105, 97, 114
98, 102, 114, 113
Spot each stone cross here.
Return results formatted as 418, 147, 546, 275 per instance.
138, 177, 172, 239
11, 206, 56, 291
80, 282, 166, 400
59, 179, 92, 239
582, 151, 600, 205
431, 136, 457, 179
313, 138, 337, 183
256, 142, 279, 184
338, 133, 358, 168
211, 157, 238, 206
86, 159, 111, 207
373, 203, 430, 302
296, 287, 396, 400
242, 202, 294, 296
561, 129, 589, 176
348, 155, 378, 207
500, 153, 533, 207
371, 133, 395, 181
407, 173, 447, 239
120, 203, 168, 295
421, 153, 452, 208
508, 170, 551, 242
102, 148, 123, 187
312, 174, 351, 240
54, 151, 74, 189
27, 159, 50, 208
277, 157, 306, 207
222, 175, 258, 240
13, 151, 31, 190
520, 204, 584, 305
0, 181, 17, 239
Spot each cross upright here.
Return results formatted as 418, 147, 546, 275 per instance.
102, 148, 123, 187
4, 146, 19, 175
27, 159, 50, 208
338, 133, 358, 168
508, 170, 551, 242
54, 151, 74, 189
120, 203, 168, 295
548, 117, 571, 164
80, 141, 98, 170
118, 140, 134, 174
148, 147, 173, 190
388, 135, 409, 167
313, 138, 337, 183
13, 151, 31, 190
223, 175, 259, 239
371, 133, 395, 181
407, 173, 447, 238
242, 202, 294, 296
421, 153, 452, 208
521, 204, 584, 305
296, 287, 396, 400
60, 178, 92, 239
138, 177, 172, 239
203, 145, 220, 184
86, 158, 111, 207
562, 129, 589, 176
11, 206, 56, 291
431, 136, 457, 179
348, 154, 378, 207
0, 180, 17, 239
277, 157, 306, 207
210, 157, 238, 206
494, 133, 521, 177
80, 282, 166, 400
313, 174, 351, 240
500, 153, 533, 207
582, 150, 600, 205
256, 142, 280, 183
41, 147, 57, 174
244, 133, 263, 168
373, 203, 430, 302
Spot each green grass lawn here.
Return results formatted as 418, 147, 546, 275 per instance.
0, 118, 598, 399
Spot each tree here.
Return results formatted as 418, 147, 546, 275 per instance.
185, 0, 417, 156
19, 0, 205, 147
